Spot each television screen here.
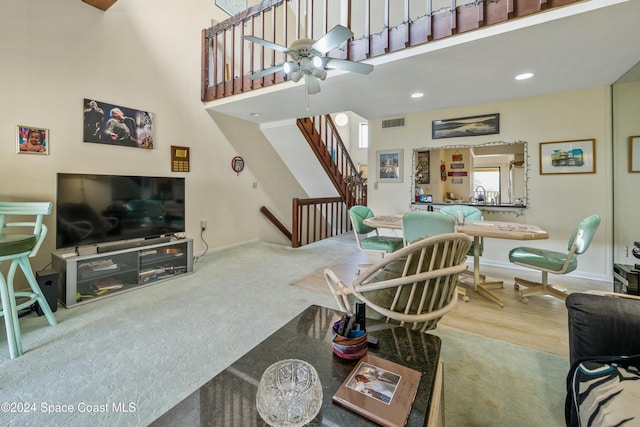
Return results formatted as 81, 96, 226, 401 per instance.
56, 173, 185, 249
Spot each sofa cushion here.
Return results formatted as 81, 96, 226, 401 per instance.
570, 359, 640, 427
566, 292, 640, 365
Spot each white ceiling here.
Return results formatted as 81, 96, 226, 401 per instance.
204, 0, 640, 124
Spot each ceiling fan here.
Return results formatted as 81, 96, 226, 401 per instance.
243, 25, 373, 95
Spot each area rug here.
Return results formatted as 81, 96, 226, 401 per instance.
0, 237, 567, 426
431, 324, 567, 426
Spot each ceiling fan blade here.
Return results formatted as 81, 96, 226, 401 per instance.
248, 63, 284, 80
325, 58, 373, 75
242, 35, 290, 54
312, 25, 353, 54
305, 74, 321, 95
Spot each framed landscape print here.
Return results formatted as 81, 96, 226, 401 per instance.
17, 125, 49, 155
216, 0, 246, 16
432, 113, 499, 139
539, 139, 596, 175
376, 149, 403, 183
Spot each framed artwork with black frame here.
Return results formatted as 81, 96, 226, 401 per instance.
432, 113, 500, 139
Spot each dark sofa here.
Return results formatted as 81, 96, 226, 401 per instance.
565, 291, 640, 426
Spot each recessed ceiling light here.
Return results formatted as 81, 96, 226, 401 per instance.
411, 92, 424, 98
515, 72, 534, 80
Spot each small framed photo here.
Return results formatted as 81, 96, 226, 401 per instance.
539, 139, 596, 175
376, 149, 403, 183
17, 125, 49, 155
629, 136, 640, 173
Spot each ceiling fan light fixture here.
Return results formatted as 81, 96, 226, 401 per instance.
283, 61, 299, 74
312, 68, 327, 80
312, 56, 324, 68
291, 71, 303, 82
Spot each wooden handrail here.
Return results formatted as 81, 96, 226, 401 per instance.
260, 206, 292, 241
297, 115, 366, 208
202, 0, 583, 102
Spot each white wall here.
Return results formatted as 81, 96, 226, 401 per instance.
367, 87, 613, 280
0, 0, 306, 277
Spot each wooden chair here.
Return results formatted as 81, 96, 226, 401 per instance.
324, 233, 472, 332
402, 210, 470, 302
509, 214, 601, 303
0, 202, 57, 358
438, 205, 486, 291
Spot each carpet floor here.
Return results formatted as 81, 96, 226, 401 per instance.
0, 235, 568, 426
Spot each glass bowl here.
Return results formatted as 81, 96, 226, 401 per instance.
256, 359, 323, 427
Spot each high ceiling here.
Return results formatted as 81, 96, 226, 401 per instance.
204, 0, 640, 124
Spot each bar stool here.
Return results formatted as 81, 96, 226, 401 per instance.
0, 202, 57, 359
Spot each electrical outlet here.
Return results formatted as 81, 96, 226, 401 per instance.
200, 220, 207, 230
252, 182, 258, 189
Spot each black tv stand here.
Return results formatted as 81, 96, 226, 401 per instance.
96, 236, 172, 253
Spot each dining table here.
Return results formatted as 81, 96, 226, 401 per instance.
362, 215, 549, 307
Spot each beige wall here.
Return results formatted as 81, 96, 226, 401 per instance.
613, 80, 640, 264
368, 87, 613, 280
0, 0, 305, 278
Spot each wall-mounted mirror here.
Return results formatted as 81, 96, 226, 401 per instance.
412, 141, 527, 208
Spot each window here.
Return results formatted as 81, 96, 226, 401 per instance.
473, 167, 501, 203
358, 122, 368, 148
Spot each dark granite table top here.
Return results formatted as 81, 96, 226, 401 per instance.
152, 305, 441, 426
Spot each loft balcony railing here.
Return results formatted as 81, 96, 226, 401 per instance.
201, 0, 582, 102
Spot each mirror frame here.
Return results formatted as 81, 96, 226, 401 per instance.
411, 140, 529, 214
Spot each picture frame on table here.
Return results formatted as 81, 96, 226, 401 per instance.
628, 136, 640, 173
432, 113, 499, 139
539, 139, 596, 175
376, 149, 403, 183
16, 125, 49, 155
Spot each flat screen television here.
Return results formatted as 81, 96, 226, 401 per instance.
56, 173, 185, 249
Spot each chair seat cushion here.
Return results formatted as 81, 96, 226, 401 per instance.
509, 246, 577, 273
360, 236, 404, 253
0, 234, 37, 256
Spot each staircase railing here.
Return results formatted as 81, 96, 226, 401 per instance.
297, 115, 366, 208
292, 197, 351, 248
202, 0, 583, 102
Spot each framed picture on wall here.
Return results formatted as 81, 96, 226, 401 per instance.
432, 113, 500, 139
539, 139, 596, 175
629, 136, 640, 172
376, 149, 403, 183
216, 0, 247, 16
16, 125, 49, 155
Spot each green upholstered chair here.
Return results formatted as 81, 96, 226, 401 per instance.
0, 202, 57, 358
349, 206, 403, 257
402, 211, 455, 246
509, 214, 601, 303
324, 232, 472, 332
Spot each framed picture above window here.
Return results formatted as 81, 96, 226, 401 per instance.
539, 139, 596, 175
376, 149, 403, 183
